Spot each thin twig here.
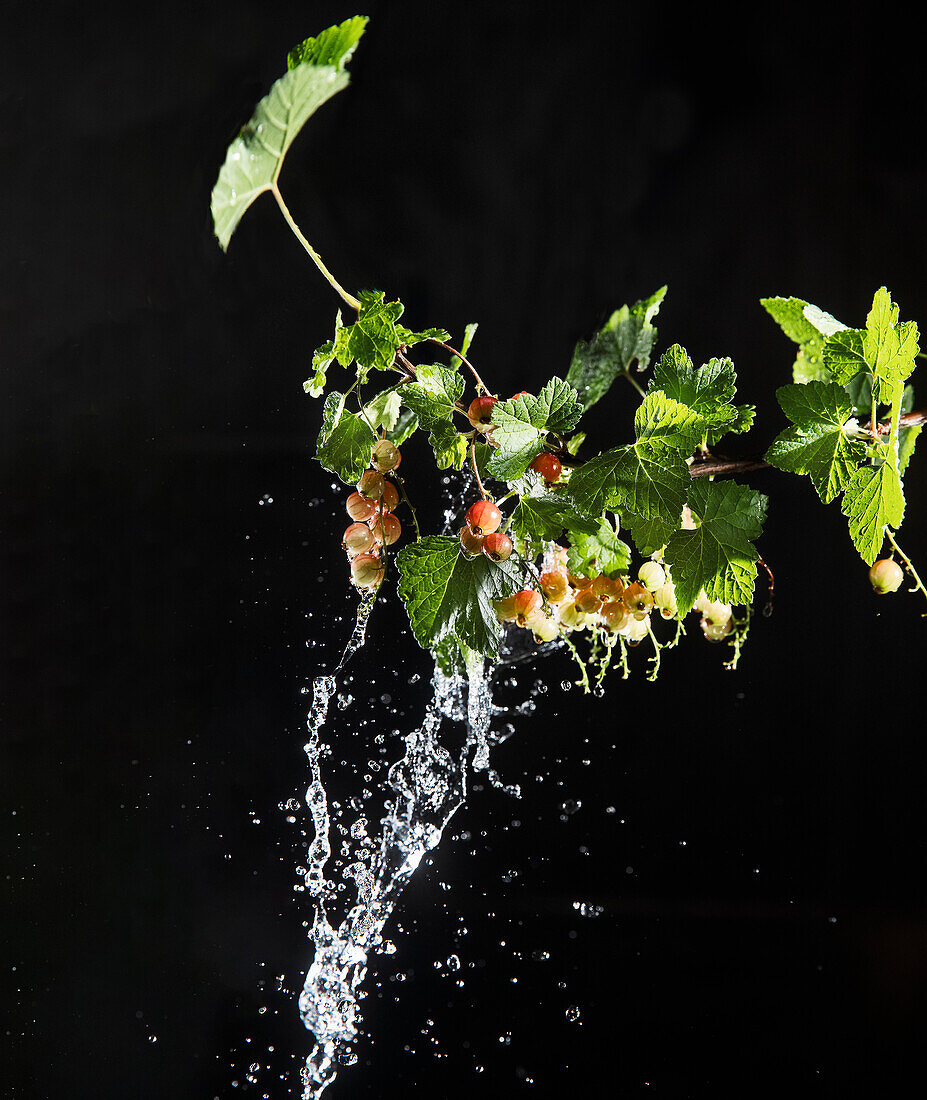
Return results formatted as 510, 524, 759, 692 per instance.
430, 338, 492, 396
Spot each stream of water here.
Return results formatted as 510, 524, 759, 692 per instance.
296, 596, 513, 1097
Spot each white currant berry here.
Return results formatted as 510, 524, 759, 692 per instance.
653, 580, 678, 618
637, 561, 666, 592
701, 616, 732, 642
869, 558, 904, 594
525, 610, 559, 642
621, 613, 650, 644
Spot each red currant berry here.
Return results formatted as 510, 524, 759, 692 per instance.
466, 499, 502, 535
357, 469, 384, 500
513, 589, 542, 624
460, 525, 485, 557
482, 532, 513, 561
379, 479, 399, 512
869, 558, 904, 594
529, 453, 562, 483
467, 395, 497, 428
371, 439, 401, 473
343, 522, 376, 557
510, 391, 531, 400
346, 492, 378, 522
369, 511, 401, 546
350, 552, 384, 590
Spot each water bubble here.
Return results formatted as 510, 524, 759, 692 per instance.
560, 799, 581, 816
446, 954, 460, 971
565, 1005, 582, 1022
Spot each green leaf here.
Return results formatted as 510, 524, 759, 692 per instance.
621, 512, 677, 558
458, 323, 479, 360
565, 431, 585, 455
765, 381, 867, 503
899, 384, 921, 475
649, 346, 753, 445
634, 389, 704, 453
840, 461, 905, 564
862, 287, 919, 403
396, 536, 522, 661
761, 296, 846, 383
287, 15, 368, 70
486, 377, 582, 481
567, 441, 691, 525
399, 363, 465, 428
303, 311, 344, 397
396, 325, 452, 347
566, 287, 667, 410
333, 289, 406, 382
565, 518, 631, 578
386, 407, 419, 446
315, 391, 376, 484
362, 387, 403, 433
508, 487, 597, 545
428, 421, 468, 470
664, 479, 768, 615
211, 18, 365, 250
823, 327, 867, 386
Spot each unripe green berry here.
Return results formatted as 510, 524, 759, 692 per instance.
869, 558, 904, 594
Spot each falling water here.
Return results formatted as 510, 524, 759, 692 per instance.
297, 598, 514, 1097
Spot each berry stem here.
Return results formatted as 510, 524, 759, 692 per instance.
645, 625, 662, 682
562, 632, 591, 694
470, 440, 489, 500
884, 529, 927, 612
395, 476, 421, 541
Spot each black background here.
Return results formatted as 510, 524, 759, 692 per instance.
4, 2, 927, 1098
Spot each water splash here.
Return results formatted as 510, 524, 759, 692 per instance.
297, 602, 509, 1096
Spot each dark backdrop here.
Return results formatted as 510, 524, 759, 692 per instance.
4, 2, 927, 1098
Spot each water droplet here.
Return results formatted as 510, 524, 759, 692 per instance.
565, 1005, 581, 1022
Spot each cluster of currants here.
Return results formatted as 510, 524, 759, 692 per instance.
494, 552, 675, 645
459, 499, 513, 562
342, 440, 403, 590
494, 549, 736, 647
